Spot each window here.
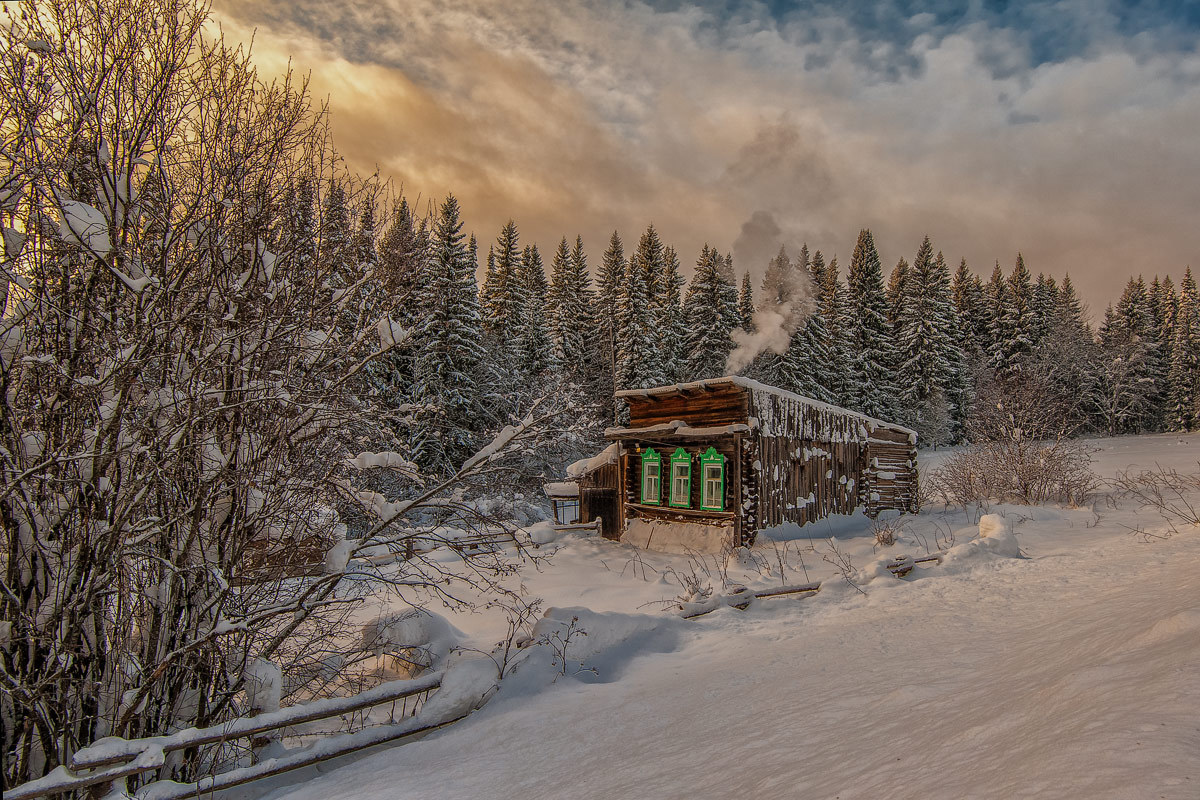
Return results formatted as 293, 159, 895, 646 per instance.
669, 448, 691, 508
641, 448, 662, 505
553, 499, 579, 525
700, 447, 726, 511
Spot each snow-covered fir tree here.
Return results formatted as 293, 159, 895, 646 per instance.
617, 232, 665, 389
481, 220, 523, 342
751, 246, 798, 385
1109, 275, 1163, 431
368, 197, 428, 402
738, 271, 755, 330
597, 231, 626, 406
549, 235, 596, 381
844, 229, 897, 418
951, 258, 987, 369
895, 237, 964, 441
1168, 267, 1200, 431
820, 254, 854, 405
659, 245, 689, 382
995, 253, 1036, 372
886, 257, 910, 333
1031, 272, 1059, 347
784, 253, 836, 403
685, 244, 738, 379
412, 194, 486, 472
516, 243, 554, 377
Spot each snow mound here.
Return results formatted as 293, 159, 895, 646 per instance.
420, 658, 498, 721
852, 554, 901, 585
942, 513, 1021, 565
360, 608, 463, 674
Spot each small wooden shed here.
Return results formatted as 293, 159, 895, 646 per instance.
547, 377, 918, 553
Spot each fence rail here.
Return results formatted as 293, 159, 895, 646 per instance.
7, 670, 459, 800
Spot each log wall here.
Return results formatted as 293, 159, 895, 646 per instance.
623, 384, 750, 428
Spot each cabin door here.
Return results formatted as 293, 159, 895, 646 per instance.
583, 488, 620, 540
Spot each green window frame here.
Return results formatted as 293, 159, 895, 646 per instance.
669, 448, 692, 508
700, 446, 726, 511
641, 448, 662, 505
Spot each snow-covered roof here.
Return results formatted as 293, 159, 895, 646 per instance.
565, 443, 619, 478
543, 481, 580, 498
604, 420, 755, 439
614, 376, 915, 437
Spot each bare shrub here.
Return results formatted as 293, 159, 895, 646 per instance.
930, 370, 1099, 508
1111, 464, 1200, 534
930, 439, 1097, 507
819, 538, 865, 595
870, 515, 906, 551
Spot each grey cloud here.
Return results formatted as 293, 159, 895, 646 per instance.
732, 210, 783, 275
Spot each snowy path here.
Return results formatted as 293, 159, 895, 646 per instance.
263, 526, 1200, 799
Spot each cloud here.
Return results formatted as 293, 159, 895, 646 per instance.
211, 0, 1200, 317
731, 211, 782, 276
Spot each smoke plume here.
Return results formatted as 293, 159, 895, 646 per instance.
725, 250, 816, 374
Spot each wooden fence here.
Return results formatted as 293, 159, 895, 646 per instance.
6, 670, 477, 800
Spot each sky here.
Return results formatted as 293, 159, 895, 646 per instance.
210, 0, 1200, 317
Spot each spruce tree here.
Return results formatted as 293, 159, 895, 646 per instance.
597, 232, 626, 404
895, 237, 963, 439
412, 195, 485, 472
659, 245, 689, 382
1031, 273, 1059, 347
886, 257, 910, 333
738, 271, 755, 331
1113, 275, 1163, 430
951, 257, 987, 367
984, 262, 1009, 372
752, 246, 795, 385
319, 181, 353, 277
549, 236, 596, 380
845, 229, 897, 418
821, 254, 854, 405
481, 220, 522, 341
784, 253, 836, 403
371, 198, 427, 397
516, 244, 553, 377
997, 253, 1036, 371
719, 252, 742, 334
618, 236, 665, 389
1169, 267, 1200, 431
1057, 274, 1087, 331
685, 245, 738, 380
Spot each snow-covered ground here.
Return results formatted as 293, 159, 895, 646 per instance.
258, 434, 1200, 800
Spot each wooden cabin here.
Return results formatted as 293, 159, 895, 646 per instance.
547, 377, 918, 553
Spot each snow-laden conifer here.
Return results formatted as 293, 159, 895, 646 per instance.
412, 195, 486, 471
685, 244, 737, 380
844, 229, 897, 418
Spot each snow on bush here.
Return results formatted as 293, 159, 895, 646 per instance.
359, 608, 463, 677
56, 200, 111, 255
323, 523, 353, 574
244, 659, 282, 714
419, 658, 498, 721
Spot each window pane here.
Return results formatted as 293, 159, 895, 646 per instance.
671, 462, 689, 506
703, 463, 723, 509
643, 461, 660, 504
555, 500, 579, 525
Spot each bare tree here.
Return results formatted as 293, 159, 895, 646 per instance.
0, 0, 558, 787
